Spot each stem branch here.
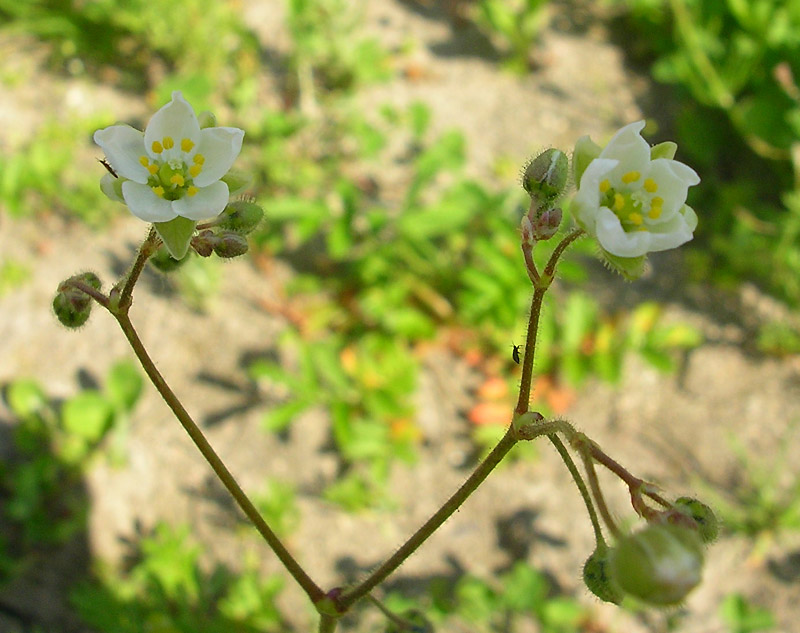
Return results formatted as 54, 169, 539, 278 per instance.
114, 311, 325, 604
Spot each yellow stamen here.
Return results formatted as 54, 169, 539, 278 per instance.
622, 171, 640, 184
648, 206, 662, 219
599, 179, 611, 193
613, 193, 625, 211
651, 196, 664, 207
147, 164, 158, 175
644, 178, 658, 193
189, 164, 202, 178
181, 138, 195, 152
151, 141, 164, 154
170, 174, 185, 187
629, 212, 643, 225
139, 156, 150, 166
152, 186, 165, 197
193, 153, 205, 165
162, 136, 174, 150
187, 186, 198, 197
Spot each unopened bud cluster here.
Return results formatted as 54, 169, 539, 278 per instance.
520, 148, 568, 244
151, 199, 264, 270
53, 272, 101, 328
583, 497, 717, 607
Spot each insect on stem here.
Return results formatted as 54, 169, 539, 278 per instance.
99, 157, 118, 178
511, 343, 522, 365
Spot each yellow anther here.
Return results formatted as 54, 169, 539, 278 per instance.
147, 164, 158, 175
193, 153, 205, 165
152, 186, 165, 197
187, 186, 198, 197
622, 171, 640, 184
613, 193, 625, 211
170, 174, 185, 187
151, 141, 164, 154
599, 179, 611, 193
189, 164, 202, 178
648, 206, 662, 219
139, 156, 150, 166
651, 196, 664, 207
629, 212, 643, 225
644, 178, 658, 193
162, 136, 174, 150
181, 138, 195, 152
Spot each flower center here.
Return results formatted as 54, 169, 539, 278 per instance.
141, 136, 205, 200
599, 172, 663, 231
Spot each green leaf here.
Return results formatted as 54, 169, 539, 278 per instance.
61, 391, 113, 443
154, 216, 197, 259
6, 379, 48, 420
262, 400, 309, 432
105, 361, 142, 412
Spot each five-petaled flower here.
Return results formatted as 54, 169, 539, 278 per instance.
94, 91, 244, 224
571, 121, 699, 260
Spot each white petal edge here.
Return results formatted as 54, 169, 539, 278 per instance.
573, 158, 619, 232
94, 125, 148, 183
144, 91, 200, 162
600, 121, 650, 169
172, 181, 230, 220
122, 181, 177, 222
193, 127, 245, 187
595, 207, 652, 258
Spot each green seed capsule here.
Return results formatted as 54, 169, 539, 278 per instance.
673, 497, 719, 544
583, 546, 624, 605
611, 524, 704, 607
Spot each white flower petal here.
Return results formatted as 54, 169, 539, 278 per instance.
595, 207, 653, 257
193, 127, 245, 186
171, 181, 229, 220
94, 125, 148, 183
573, 158, 619, 232
144, 91, 200, 161
122, 181, 177, 222
100, 172, 125, 202
643, 210, 695, 252
600, 121, 650, 171
647, 159, 700, 218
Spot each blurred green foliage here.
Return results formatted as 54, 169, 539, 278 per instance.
71, 523, 291, 633
472, 0, 552, 72
721, 593, 776, 633
609, 0, 800, 308
384, 562, 589, 633
0, 360, 141, 577
0, 0, 259, 90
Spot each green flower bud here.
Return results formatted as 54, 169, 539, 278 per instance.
672, 497, 719, 544
522, 149, 568, 204
583, 546, 624, 605
191, 230, 218, 257
150, 247, 188, 272
611, 524, 704, 606
53, 272, 101, 328
213, 231, 249, 258
217, 200, 264, 234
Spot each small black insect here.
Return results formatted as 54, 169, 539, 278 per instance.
99, 157, 118, 178
511, 344, 522, 365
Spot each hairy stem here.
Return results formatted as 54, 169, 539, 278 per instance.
114, 311, 325, 604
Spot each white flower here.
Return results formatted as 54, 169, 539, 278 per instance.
94, 91, 244, 223
571, 121, 700, 259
